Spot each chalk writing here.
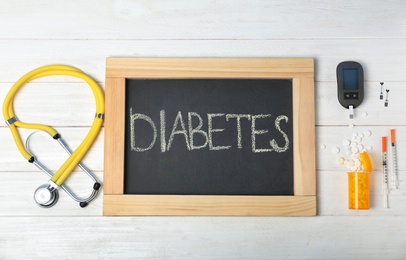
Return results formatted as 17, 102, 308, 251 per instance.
188, 112, 209, 150
129, 109, 290, 153
130, 108, 157, 152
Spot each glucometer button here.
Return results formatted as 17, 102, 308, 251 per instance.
344, 92, 358, 99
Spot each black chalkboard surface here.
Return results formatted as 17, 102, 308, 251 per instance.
124, 79, 293, 195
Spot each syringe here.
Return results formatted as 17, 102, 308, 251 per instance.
390, 129, 399, 189
382, 136, 389, 208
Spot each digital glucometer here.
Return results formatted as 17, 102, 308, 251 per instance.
337, 61, 364, 119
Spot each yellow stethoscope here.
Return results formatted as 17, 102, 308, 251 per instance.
2, 65, 104, 208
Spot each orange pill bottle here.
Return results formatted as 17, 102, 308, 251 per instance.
348, 151, 372, 210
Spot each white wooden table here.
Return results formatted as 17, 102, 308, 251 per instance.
1, 1, 405, 259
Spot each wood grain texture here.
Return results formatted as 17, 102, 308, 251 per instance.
104, 77, 125, 194
0, 0, 405, 39
106, 57, 314, 78
104, 58, 316, 216
104, 195, 316, 216
1, 39, 406, 83
1, 0, 406, 258
293, 77, 316, 196
1, 216, 405, 259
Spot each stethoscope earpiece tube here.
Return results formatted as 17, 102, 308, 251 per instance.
3, 65, 105, 208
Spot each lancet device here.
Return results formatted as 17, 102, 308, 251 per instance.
337, 61, 364, 119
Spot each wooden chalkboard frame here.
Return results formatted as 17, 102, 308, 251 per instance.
104, 58, 316, 216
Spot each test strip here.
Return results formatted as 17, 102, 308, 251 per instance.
382, 136, 389, 208
390, 129, 399, 189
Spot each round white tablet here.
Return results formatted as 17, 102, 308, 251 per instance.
354, 159, 361, 167
349, 160, 355, 167
336, 157, 345, 165
363, 130, 372, 137
351, 146, 359, 154
342, 139, 351, 146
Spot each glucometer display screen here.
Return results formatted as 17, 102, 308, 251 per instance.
343, 68, 359, 90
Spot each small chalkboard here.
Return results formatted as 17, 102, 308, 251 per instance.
104, 58, 316, 216
125, 79, 294, 196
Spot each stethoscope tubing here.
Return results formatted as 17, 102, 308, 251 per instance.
3, 65, 104, 207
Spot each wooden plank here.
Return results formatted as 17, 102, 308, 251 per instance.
106, 58, 314, 78
1, 169, 405, 217
0, 172, 103, 216
2, 216, 405, 259
293, 77, 316, 196
0, 127, 104, 172
1, 1, 405, 39
1, 39, 406, 83
103, 195, 316, 216
104, 77, 125, 194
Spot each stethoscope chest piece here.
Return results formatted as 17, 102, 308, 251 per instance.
34, 184, 59, 208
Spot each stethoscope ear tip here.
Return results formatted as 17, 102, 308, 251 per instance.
93, 182, 101, 190
34, 184, 59, 208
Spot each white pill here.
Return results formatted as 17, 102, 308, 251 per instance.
357, 144, 364, 151
349, 160, 355, 167
351, 165, 358, 171
342, 139, 351, 146
358, 133, 364, 138
351, 146, 359, 154
331, 147, 340, 154
354, 159, 361, 167
350, 141, 357, 147
336, 157, 345, 165
351, 152, 359, 158
363, 130, 372, 137
362, 112, 368, 117
355, 137, 362, 143
366, 146, 373, 151
320, 144, 326, 149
